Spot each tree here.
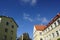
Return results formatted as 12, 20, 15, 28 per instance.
57, 38, 60, 40
23, 33, 32, 40
17, 33, 32, 40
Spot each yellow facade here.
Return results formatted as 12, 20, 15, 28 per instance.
0, 16, 18, 40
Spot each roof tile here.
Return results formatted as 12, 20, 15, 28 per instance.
35, 25, 46, 31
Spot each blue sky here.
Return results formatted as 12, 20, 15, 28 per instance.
0, 0, 60, 39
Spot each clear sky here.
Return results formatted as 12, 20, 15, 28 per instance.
0, 0, 60, 39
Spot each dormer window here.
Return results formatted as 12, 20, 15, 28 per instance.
40, 32, 42, 35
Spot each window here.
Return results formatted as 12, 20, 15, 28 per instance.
12, 25, 14, 28
48, 27, 50, 31
11, 37, 12, 40
10, 20, 12, 22
3, 35, 7, 40
40, 32, 42, 35
57, 20, 60, 25
5, 28, 8, 32
54, 22, 57, 27
6, 22, 9, 25
0, 18, 1, 23
17, 39, 19, 40
56, 31, 59, 36
52, 33, 54, 37
51, 25, 53, 29
40, 38, 43, 40
59, 29, 60, 31
11, 30, 13, 35
49, 34, 51, 37
45, 29, 47, 32
47, 36, 48, 38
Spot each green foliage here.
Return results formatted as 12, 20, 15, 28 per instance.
57, 38, 60, 40
23, 33, 32, 40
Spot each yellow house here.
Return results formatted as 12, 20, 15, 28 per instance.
0, 16, 18, 40
33, 13, 60, 40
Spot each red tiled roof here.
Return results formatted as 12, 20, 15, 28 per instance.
46, 13, 60, 27
34, 13, 60, 31
35, 25, 46, 31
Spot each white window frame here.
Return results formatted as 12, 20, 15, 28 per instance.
0, 18, 2, 23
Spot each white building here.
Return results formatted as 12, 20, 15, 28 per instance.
33, 13, 60, 40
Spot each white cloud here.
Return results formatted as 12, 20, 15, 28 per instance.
36, 17, 41, 21
35, 14, 49, 24
23, 13, 49, 24
23, 13, 30, 19
35, 14, 41, 21
36, 17, 49, 24
31, 0, 37, 5
0, 8, 7, 15
37, 14, 40, 17
40, 17, 49, 24
27, 18, 33, 22
23, 13, 33, 22
20, 0, 37, 6
21, 0, 30, 3
24, 13, 30, 17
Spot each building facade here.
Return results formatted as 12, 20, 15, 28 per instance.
0, 16, 18, 40
33, 13, 60, 40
